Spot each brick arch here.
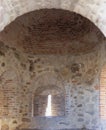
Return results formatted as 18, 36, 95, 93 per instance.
0, 0, 106, 36
30, 71, 66, 117
31, 71, 65, 93
34, 85, 64, 96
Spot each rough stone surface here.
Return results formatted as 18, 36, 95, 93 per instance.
0, 41, 105, 130
0, 1, 106, 129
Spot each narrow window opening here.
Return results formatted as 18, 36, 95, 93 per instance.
45, 94, 52, 116
33, 86, 65, 117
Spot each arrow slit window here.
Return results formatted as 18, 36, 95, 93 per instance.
33, 85, 65, 117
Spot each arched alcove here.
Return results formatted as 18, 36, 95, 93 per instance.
30, 71, 66, 118
33, 85, 65, 117
0, 5, 106, 130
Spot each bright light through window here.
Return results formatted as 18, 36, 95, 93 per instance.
45, 94, 52, 116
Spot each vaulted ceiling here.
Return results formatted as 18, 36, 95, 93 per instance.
0, 9, 105, 55
0, 0, 106, 37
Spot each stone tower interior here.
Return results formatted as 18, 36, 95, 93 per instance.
0, 1, 106, 130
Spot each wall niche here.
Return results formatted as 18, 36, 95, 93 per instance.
33, 85, 65, 117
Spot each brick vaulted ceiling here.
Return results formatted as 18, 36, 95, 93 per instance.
0, 9, 105, 55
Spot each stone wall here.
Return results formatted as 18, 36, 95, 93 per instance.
0, 41, 105, 130
0, 1, 106, 130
